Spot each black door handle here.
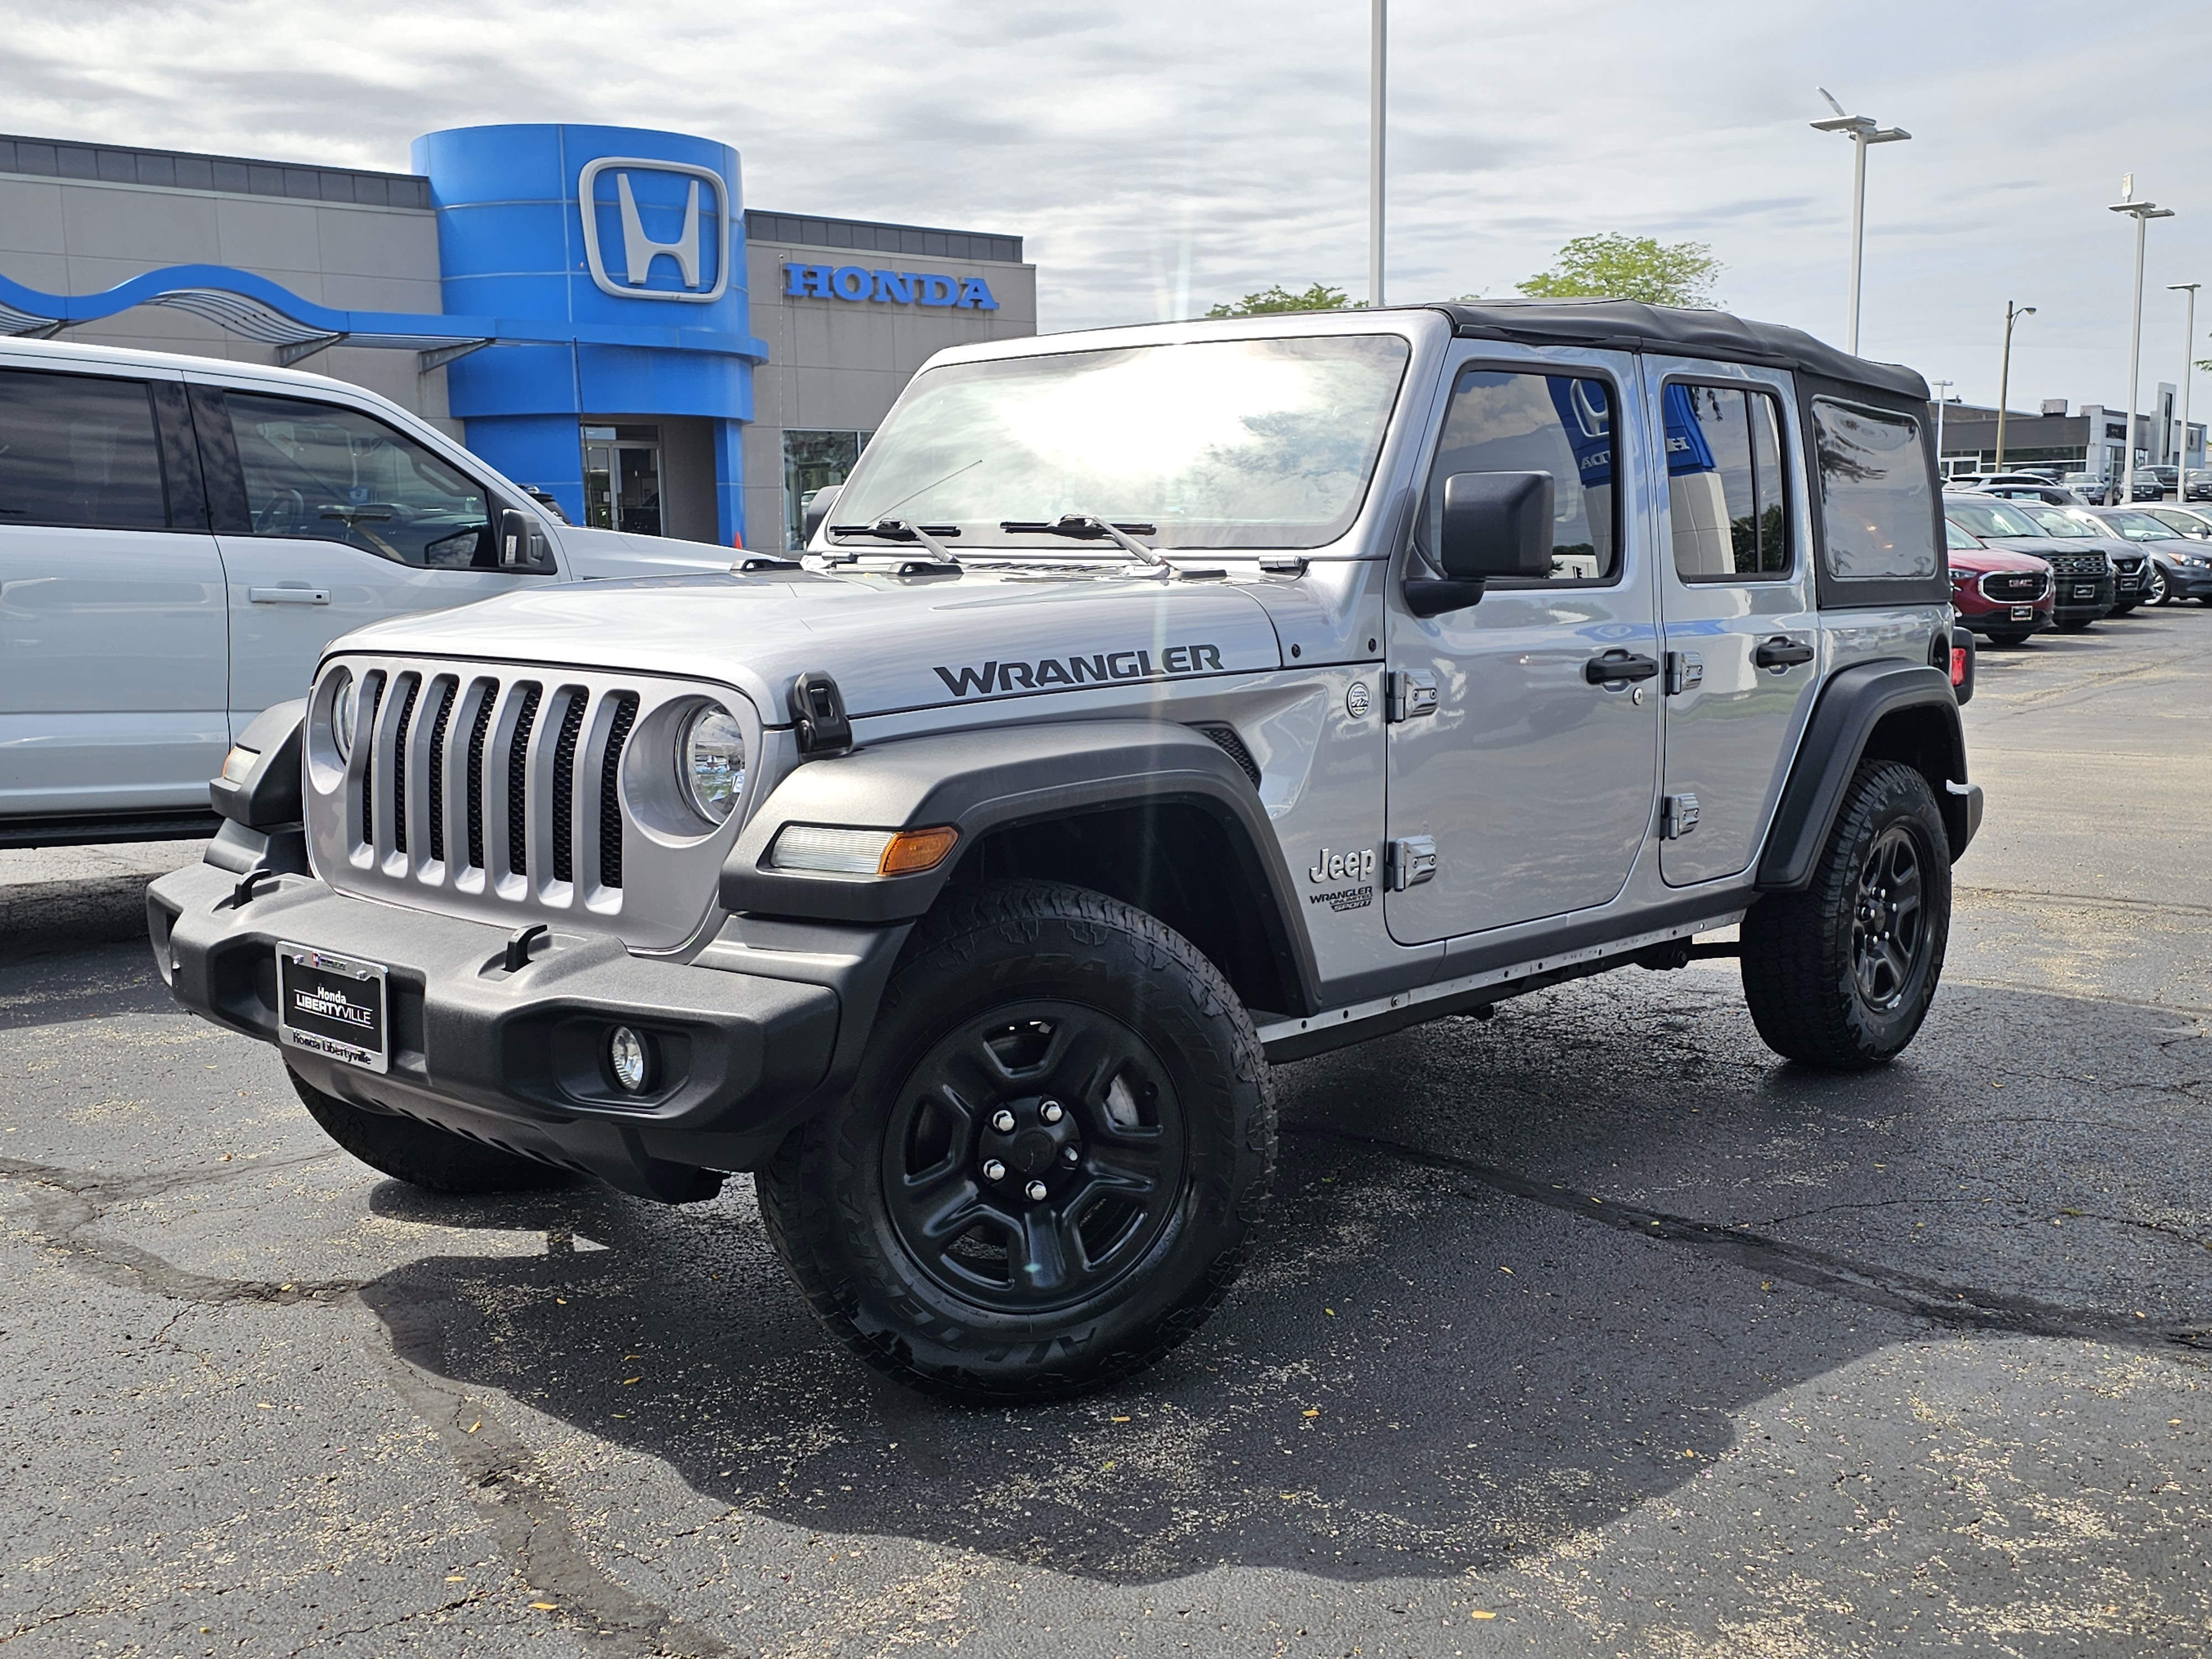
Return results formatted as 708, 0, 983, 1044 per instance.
1584, 649, 1660, 685
1753, 635, 1815, 669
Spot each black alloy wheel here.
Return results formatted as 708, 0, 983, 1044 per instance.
1849, 823, 1931, 1015
758, 879, 1275, 1402
1741, 760, 1952, 1069
883, 1003, 1188, 1315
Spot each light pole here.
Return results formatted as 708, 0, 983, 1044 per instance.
2111, 177, 2175, 504
2169, 281, 2198, 500
1996, 303, 2034, 472
1811, 88, 1911, 355
1369, 0, 1386, 309
1932, 378, 1953, 476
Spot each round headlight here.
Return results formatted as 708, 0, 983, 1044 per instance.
679, 705, 747, 824
331, 671, 358, 761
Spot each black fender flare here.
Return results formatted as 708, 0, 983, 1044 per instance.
720, 719, 1322, 1013
1755, 661, 1977, 891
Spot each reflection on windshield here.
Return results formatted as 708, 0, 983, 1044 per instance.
832, 335, 1411, 550
1944, 500, 2043, 539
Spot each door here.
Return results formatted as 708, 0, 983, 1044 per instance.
196, 386, 556, 724
582, 426, 662, 535
1384, 348, 1661, 944
0, 367, 229, 818
1646, 362, 1821, 885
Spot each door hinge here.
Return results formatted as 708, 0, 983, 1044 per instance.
1385, 670, 1438, 722
1665, 650, 1704, 696
1386, 834, 1437, 891
1661, 793, 1700, 840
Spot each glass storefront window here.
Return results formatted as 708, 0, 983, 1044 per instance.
580, 424, 662, 536
784, 429, 870, 550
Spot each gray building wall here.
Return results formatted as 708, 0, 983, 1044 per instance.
743, 229, 1036, 549
0, 150, 455, 434
0, 139, 1039, 545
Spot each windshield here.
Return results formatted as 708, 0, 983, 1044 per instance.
2021, 504, 2099, 538
830, 334, 1412, 550
2099, 510, 2181, 540
1945, 499, 2045, 539
1944, 520, 1981, 551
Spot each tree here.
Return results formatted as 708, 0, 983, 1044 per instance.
1516, 234, 1722, 308
1206, 282, 1363, 318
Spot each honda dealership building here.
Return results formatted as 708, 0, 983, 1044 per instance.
0, 123, 1036, 550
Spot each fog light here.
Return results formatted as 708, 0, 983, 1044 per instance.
608, 1026, 651, 1094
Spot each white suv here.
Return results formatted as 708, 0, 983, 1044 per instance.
0, 338, 732, 849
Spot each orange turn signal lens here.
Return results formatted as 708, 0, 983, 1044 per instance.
878, 825, 959, 875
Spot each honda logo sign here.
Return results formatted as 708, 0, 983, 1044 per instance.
577, 156, 730, 304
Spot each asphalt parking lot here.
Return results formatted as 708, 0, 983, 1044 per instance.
3, 608, 2209, 1658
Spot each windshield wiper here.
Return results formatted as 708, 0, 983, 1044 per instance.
826, 519, 962, 565
999, 513, 1167, 568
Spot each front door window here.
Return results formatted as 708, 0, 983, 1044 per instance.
581, 425, 662, 536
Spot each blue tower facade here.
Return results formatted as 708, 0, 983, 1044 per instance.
410, 124, 766, 545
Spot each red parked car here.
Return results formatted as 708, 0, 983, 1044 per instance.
1947, 519, 2055, 646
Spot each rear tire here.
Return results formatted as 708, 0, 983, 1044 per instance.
1741, 762, 1950, 1071
758, 879, 1275, 1404
288, 1067, 572, 1193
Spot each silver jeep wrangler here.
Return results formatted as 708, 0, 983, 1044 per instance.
151, 301, 1981, 1401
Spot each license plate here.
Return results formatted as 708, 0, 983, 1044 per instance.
2011, 605, 2032, 620
277, 943, 389, 1073
2074, 584, 2095, 598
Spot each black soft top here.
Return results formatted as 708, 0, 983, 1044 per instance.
1429, 299, 1928, 403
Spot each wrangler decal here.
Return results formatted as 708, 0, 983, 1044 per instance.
933, 643, 1228, 698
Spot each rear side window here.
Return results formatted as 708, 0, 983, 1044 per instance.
1666, 383, 1790, 580
0, 369, 170, 531
1811, 398, 1938, 581
1425, 368, 1620, 582
223, 391, 493, 568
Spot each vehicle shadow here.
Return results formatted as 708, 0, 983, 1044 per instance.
352, 971, 2212, 1586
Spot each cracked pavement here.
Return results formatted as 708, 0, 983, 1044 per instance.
2, 611, 2209, 1656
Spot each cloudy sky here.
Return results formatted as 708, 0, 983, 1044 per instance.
6, 0, 2210, 412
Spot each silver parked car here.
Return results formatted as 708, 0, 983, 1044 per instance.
0, 339, 733, 849
152, 301, 1979, 1401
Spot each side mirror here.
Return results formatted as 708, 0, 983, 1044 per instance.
497, 507, 551, 570
1405, 471, 1554, 618
801, 484, 842, 546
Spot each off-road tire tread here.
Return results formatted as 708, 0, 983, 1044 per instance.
758, 879, 1275, 1404
1740, 761, 1950, 1071
287, 1067, 573, 1193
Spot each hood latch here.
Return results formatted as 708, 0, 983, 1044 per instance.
789, 670, 854, 757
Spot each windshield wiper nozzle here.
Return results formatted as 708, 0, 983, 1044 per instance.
827, 519, 962, 564
999, 513, 1167, 567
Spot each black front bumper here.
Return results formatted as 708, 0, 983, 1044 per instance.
148, 862, 873, 1198
2051, 575, 2116, 622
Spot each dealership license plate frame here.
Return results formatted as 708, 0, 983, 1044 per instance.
276, 942, 390, 1074
2074, 583, 2096, 599
2010, 604, 2033, 620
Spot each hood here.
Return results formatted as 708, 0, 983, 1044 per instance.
332, 567, 1287, 723
554, 524, 737, 580
1947, 545, 2051, 575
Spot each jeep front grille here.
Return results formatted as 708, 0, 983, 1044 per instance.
307, 655, 760, 953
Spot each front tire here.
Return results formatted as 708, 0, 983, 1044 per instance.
288, 1067, 573, 1193
2145, 565, 2171, 606
1984, 628, 2032, 647
758, 880, 1275, 1404
1741, 761, 1951, 1070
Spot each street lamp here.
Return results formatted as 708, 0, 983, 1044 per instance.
1369, 0, 1386, 309
1811, 88, 1911, 355
1996, 303, 2035, 472
2168, 282, 2199, 501
2111, 176, 2176, 504
1932, 378, 1953, 476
